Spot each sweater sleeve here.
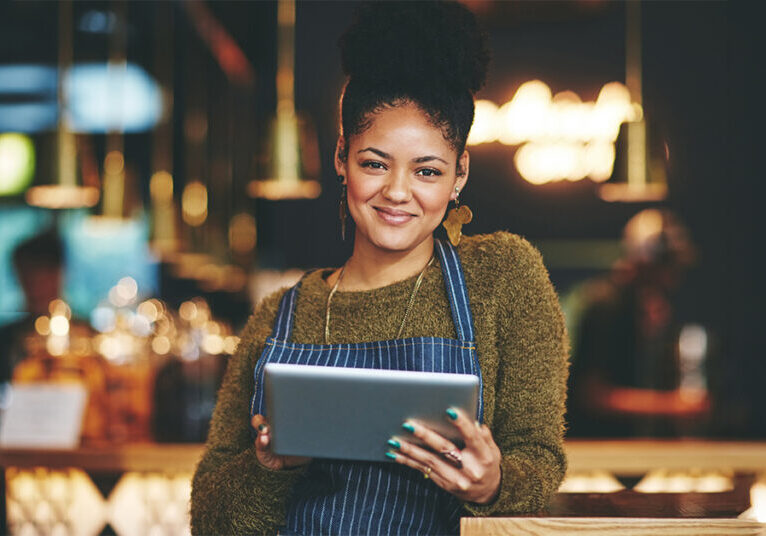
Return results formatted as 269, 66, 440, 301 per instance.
463, 233, 570, 516
190, 291, 308, 535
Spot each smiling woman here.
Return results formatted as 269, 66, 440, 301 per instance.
191, 2, 569, 535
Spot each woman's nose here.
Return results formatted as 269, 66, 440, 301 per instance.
382, 170, 411, 203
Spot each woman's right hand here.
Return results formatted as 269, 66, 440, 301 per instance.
251, 414, 312, 470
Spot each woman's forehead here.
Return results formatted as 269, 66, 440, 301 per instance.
350, 104, 456, 159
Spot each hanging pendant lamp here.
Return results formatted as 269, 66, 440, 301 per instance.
598, 0, 667, 203
248, 0, 320, 200
26, 0, 100, 209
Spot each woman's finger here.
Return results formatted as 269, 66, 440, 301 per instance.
251, 414, 281, 469
444, 407, 490, 456
400, 420, 460, 455
389, 436, 465, 487
386, 448, 466, 494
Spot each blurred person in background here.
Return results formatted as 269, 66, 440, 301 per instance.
0, 229, 65, 395
1, 228, 107, 441
565, 208, 709, 437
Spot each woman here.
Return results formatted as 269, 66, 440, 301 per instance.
191, 2, 568, 534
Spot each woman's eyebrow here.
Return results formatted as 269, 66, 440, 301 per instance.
357, 147, 391, 159
412, 155, 448, 165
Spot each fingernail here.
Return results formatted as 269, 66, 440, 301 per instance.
402, 422, 415, 433
257, 424, 267, 432
387, 439, 401, 449
446, 408, 458, 420
385, 451, 397, 460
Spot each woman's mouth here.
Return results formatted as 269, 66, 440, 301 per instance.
373, 206, 416, 225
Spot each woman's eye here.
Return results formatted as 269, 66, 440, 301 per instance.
361, 161, 386, 170
417, 168, 442, 177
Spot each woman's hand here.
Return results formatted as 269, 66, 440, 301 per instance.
386, 408, 501, 504
251, 414, 312, 470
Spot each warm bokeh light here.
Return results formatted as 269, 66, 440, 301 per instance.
558, 471, 625, 493
181, 180, 208, 226
137, 299, 160, 322
151, 336, 171, 355
202, 334, 224, 355
34, 316, 51, 336
48, 299, 72, 319
750, 479, 766, 522
228, 213, 257, 254
466, 100, 499, 145
25, 184, 100, 209
49, 315, 70, 337
223, 336, 239, 355
150, 170, 174, 203
634, 469, 733, 494
467, 80, 642, 185
104, 151, 125, 175
178, 301, 198, 322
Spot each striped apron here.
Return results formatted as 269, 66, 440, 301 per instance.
251, 239, 484, 535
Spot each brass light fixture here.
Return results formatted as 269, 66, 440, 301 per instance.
598, 0, 667, 203
26, 0, 100, 209
248, 0, 321, 200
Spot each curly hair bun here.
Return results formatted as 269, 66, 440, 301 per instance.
339, 1, 489, 95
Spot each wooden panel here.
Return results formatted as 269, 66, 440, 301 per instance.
565, 441, 766, 475
460, 517, 766, 536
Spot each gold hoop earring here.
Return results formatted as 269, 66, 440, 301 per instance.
442, 186, 472, 247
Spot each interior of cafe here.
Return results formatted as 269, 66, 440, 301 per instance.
0, 1, 762, 534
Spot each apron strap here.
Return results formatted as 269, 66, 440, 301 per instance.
270, 276, 305, 340
434, 239, 476, 343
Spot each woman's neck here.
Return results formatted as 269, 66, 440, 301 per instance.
335, 236, 435, 291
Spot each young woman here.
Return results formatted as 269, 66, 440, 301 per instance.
191, 3, 568, 535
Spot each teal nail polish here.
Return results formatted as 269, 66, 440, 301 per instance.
402, 422, 415, 433
446, 408, 458, 421
385, 451, 397, 460
387, 439, 400, 449
257, 424, 267, 432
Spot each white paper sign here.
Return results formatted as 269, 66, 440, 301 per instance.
0, 383, 87, 449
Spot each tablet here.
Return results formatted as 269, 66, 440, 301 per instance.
263, 363, 479, 462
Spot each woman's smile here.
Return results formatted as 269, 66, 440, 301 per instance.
372, 205, 418, 225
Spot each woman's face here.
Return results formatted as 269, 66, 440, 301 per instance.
335, 102, 469, 255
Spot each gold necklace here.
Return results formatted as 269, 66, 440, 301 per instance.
324, 255, 435, 344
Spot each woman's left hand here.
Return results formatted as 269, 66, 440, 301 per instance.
387, 408, 501, 504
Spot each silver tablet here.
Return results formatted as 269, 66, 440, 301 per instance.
263, 363, 479, 462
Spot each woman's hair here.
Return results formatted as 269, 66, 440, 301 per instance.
338, 1, 489, 158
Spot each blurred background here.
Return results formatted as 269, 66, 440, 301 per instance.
0, 0, 762, 533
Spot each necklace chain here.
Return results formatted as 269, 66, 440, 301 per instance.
324, 255, 435, 344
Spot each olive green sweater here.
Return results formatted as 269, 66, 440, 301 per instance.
191, 231, 569, 535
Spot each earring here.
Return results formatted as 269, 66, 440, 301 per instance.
442, 186, 472, 247
338, 175, 348, 241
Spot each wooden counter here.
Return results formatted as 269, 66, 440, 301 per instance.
2, 439, 765, 474
2, 440, 765, 535
0, 443, 204, 473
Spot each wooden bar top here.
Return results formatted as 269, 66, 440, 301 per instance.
2, 439, 765, 474
0, 443, 205, 473
461, 517, 766, 535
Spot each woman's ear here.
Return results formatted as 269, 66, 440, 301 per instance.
334, 136, 347, 181
453, 150, 470, 199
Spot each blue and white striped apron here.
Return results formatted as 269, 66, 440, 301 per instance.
251, 239, 484, 535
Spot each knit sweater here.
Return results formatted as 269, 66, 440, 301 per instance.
191, 231, 569, 535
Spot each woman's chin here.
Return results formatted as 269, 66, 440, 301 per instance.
366, 232, 433, 254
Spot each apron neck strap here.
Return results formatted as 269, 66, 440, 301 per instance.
270, 240, 475, 342
434, 239, 475, 342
